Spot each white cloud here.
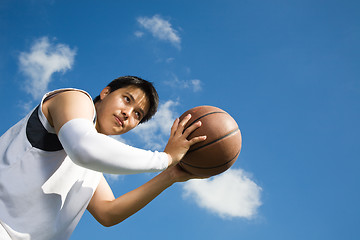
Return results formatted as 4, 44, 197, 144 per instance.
166, 57, 175, 63
18, 36, 76, 99
137, 15, 181, 48
104, 173, 125, 183
190, 79, 202, 92
183, 169, 262, 219
164, 74, 203, 92
134, 31, 144, 38
132, 100, 179, 150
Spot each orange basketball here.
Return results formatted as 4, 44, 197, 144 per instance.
179, 106, 242, 177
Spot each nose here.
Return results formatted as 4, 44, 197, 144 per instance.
121, 111, 128, 120
121, 107, 132, 120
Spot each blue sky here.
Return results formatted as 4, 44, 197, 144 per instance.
1, 0, 359, 239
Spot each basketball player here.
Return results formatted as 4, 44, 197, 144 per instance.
0, 76, 206, 240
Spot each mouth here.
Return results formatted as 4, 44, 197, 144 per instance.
114, 115, 124, 127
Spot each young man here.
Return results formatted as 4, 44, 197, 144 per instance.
0, 76, 206, 240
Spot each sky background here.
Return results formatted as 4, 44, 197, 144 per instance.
1, 0, 360, 239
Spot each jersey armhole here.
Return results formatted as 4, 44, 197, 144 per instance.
39, 88, 96, 134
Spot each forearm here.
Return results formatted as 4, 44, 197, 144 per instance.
58, 119, 168, 174
104, 170, 176, 226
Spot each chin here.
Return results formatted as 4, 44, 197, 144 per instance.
110, 127, 127, 136
96, 125, 117, 136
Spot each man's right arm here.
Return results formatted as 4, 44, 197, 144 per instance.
44, 91, 169, 174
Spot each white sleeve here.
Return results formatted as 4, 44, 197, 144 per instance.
58, 118, 169, 174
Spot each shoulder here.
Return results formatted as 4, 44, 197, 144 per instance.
44, 89, 94, 114
42, 89, 95, 133
46, 88, 92, 102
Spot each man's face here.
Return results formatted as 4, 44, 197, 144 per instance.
95, 85, 150, 135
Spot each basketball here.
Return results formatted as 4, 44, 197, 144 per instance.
179, 106, 242, 177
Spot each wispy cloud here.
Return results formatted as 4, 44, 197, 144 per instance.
132, 100, 179, 150
136, 15, 181, 49
104, 173, 125, 183
18, 36, 76, 99
183, 169, 262, 219
134, 31, 144, 38
189, 79, 202, 92
164, 74, 203, 92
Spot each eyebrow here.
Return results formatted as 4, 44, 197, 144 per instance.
126, 92, 145, 117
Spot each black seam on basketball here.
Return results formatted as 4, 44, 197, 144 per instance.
188, 128, 239, 153
180, 149, 240, 169
185, 111, 227, 130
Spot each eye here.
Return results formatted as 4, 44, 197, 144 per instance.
135, 111, 141, 120
124, 96, 130, 103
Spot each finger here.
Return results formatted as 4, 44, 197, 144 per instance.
183, 120, 202, 137
170, 118, 180, 136
177, 114, 192, 134
188, 135, 207, 145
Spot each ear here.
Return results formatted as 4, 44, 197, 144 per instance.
99, 87, 111, 100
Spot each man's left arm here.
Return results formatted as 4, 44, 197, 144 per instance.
87, 165, 193, 227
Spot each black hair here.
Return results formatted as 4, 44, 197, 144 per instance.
94, 76, 159, 124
